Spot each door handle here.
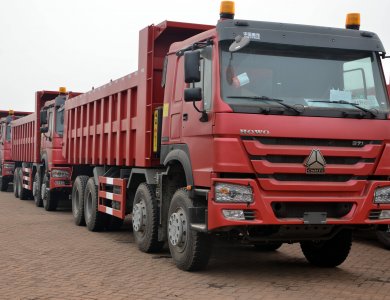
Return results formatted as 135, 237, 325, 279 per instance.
183, 113, 188, 121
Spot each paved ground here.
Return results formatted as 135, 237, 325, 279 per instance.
1, 190, 390, 300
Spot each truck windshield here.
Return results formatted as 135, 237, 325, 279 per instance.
56, 108, 64, 137
220, 42, 389, 118
6, 125, 11, 141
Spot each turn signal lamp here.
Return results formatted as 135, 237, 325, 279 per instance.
346, 13, 360, 30
59, 87, 67, 94
220, 1, 235, 20
8, 109, 14, 115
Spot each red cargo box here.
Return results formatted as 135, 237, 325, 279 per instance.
64, 21, 213, 168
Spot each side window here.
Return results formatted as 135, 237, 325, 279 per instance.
194, 46, 213, 110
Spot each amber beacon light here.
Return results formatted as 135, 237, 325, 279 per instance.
220, 1, 235, 20
346, 13, 360, 30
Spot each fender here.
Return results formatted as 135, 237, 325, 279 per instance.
161, 144, 194, 186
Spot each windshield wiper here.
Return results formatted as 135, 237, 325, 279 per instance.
308, 100, 377, 118
227, 96, 303, 114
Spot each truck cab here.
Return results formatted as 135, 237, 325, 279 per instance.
0, 112, 14, 191
36, 88, 81, 210
157, 6, 390, 269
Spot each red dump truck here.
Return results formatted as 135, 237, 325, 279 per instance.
6, 1, 390, 271
11, 90, 81, 204
0, 110, 31, 191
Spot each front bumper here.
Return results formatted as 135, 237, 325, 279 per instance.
1, 162, 15, 177
207, 178, 390, 230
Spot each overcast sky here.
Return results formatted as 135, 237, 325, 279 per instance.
1, 0, 389, 111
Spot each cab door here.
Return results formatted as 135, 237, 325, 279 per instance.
181, 45, 214, 187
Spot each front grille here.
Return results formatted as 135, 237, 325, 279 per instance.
243, 137, 382, 148
251, 155, 374, 165
272, 202, 353, 218
259, 174, 356, 182
369, 210, 381, 220
243, 210, 256, 221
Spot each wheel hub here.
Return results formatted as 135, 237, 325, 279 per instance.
132, 200, 146, 232
168, 209, 187, 247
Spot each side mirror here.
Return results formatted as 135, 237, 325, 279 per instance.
184, 51, 201, 83
40, 126, 49, 134
40, 110, 47, 125
184, 87, 202, 102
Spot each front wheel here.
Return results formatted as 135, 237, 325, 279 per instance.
300, 230, 352, 268
13, 167, 21, 198
42, 174, 58, 211
376, 226, 390, 250
167, 189, 212, 271
33, 170, 43, 207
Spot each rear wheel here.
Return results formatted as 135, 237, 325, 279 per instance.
376, 226, 390, 249
84, 178, 105, 232
132, 183, 163, 252
42, 174, 58, 211
300, 230, 352, 267
33, 170, 43, 207
72, 175, 89, 226
167, 189, 212, 271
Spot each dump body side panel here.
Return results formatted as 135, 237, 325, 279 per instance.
64, 21, 214, 168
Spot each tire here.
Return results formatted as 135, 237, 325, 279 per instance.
84, 178, 105, 232
33, 170, 43, 207
42, 174, 58, 211
376, 226, 390, 250
72, 176, 89, 226
19, 168, 31, 200
0, 176, 8, 192
167, 189, 212, 271
300, 230, 352, 268
13, 167, 21, 198
132, 183, 164, 252
105, 215, 124, 231
253, 242, 283, 251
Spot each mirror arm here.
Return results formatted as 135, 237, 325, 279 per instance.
381, 52, 390, 59
192, 100, 208, 122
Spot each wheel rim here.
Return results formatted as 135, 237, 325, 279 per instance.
168, 208, 188, 251
132, 199, 146, 233
85, 191, 92, 222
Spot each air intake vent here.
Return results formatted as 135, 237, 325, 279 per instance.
369, 210, 381, 220
244, 210, 255, 220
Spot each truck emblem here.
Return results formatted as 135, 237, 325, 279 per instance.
304, 149, 326, 174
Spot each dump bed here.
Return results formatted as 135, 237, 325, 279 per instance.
64, 21, 213, 167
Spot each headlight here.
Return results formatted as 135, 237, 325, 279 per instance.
374, 186, 390, 204
215, 183, 253, 203
3, 163, 14, 169
51, 169, 70, 178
